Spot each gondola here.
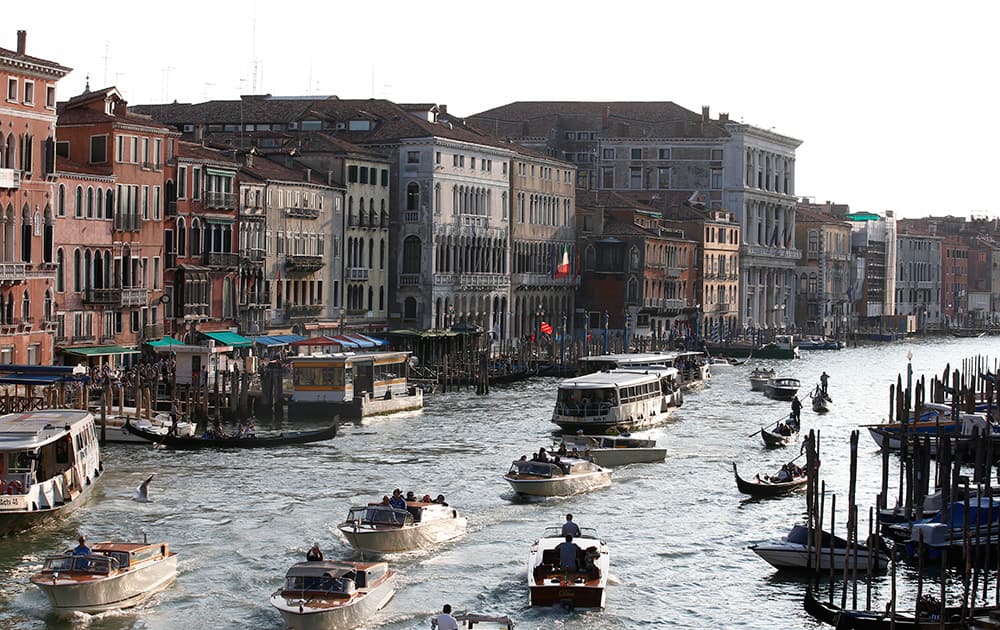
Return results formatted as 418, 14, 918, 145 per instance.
761, 417, 799, 448
809, 385, 832, 413
804, 587, 994, 629
124, 420, 337, 449
732, 462, 807, 498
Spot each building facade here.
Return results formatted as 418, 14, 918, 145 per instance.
793, 205, 853, 336
895, 229, 943, 331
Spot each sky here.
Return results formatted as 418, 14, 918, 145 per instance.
11, 1, 998, 219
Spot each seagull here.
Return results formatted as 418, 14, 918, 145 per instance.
133, 474, 154, 502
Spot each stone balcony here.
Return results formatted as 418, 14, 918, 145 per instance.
347, 267, 369, 281
205, 252, 240, 269
285, 207, 320, 219
514, 273, 579, 288
284, 255, 325, 273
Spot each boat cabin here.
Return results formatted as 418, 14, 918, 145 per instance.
289, 351, 412, 404
508, 457, 597, 478
348, 504, 413, 527
39, 542, 171, 576
281, 561, 388, 595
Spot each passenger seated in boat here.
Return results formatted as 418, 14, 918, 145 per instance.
245, 421, 255, 438
389, 489, 407, 510
556, 442, 568, 457
569, 447, 581, 458
553, 455, 569, 474
72, 535, 91, 556
537, 448, 549, 462
514, 455, 529, 472
776, 422, 792, 437
306, 543, 323, 561
556, 535, 581, 572
433, 494, 449, 506
776, 465, 792, 483
583, 545, 601, 579
405, 490, 417, 502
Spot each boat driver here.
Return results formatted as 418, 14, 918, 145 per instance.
561, 513, 582, 537
72, 535, 91, 556
556, 535, 581, 572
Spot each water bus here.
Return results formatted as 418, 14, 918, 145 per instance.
286, 352, 423, 419
551, 368, 679, 433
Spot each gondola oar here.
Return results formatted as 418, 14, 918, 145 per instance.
747, 414, 792, 438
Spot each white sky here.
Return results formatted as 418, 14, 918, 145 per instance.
13, 1, 999, 219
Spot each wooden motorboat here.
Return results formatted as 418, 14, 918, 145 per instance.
0, 410, 103, 537
557, 434, 666, 467
528, 526, 609, 609
760, 417, 799, 448
750, 524, 889, 571
732, 462, 808, 498
749, 368, 774, 392
804, 587, 994, 629
337, 500, 466, 554
808, 384, 831, 413
764, 376, 800, 401
270, 560, 395, 630
30, 541, 177, 613
124, 420, 337, 449
504, 457, 611, 497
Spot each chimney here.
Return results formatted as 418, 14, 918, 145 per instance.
602, 105, 610, 128
719, 112, 729, 123
245, 152, 254, 168
194, 123, 204, 142
305, 168, 311, 183
16, 30, 25, 55
701, 106, 710, 123
438, 104, 447, 115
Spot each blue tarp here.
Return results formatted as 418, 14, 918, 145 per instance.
343, 334, 376, 348
0, 374, 67, 385
351, 333, 388, 347
253, 335, 307, 347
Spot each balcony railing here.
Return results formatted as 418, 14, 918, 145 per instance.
286, 304, 324, 318
449, 273, 509, 290
403, 211, 419, 223
121, 287, 149, 307
0, 167, 21, 189
399, 273, 420, 287
285, 207, 319, 219
240, 249, 265, 265
0, 262, 27, 282
238, 292, 271, 311
514, 273, 579, 287
84, 288, 121, 305
666, 267, 682, 278
347, 267, 369, 281
742, 244, 802, 260
205, 191, 237, 209
640, 298, 688, 312
143, 323, 164, 339
205, 252, 239, 269
284, 255, 325, 273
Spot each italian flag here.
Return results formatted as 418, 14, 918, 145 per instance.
554, 245, 570, 278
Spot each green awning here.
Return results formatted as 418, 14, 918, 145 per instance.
62, 345, 140, 357
201, 331, 252, 348
145, 335, 183, 348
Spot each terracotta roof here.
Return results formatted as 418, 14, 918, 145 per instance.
239, 153, 324, 185
467, 101, 731, 140
177, 140, 240, 166
0, 45, 71, 75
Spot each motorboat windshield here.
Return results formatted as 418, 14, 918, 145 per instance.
541, 526, 600, 539
347, 505, 413, 526
41, 555, 114, 575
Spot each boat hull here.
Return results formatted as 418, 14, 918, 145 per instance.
529, 583, 606, 609
280, 391, 424, 420
587, 448, 666, 468
749, 377, 769, 392
751, 543, 887, 571
338, 518, 466, 554
505, 471, 611, 497
271, 574, 396, 630
764, 386, 798, 401
733, 463, 807, 498
0, 470, 100, 537
32, 555, 177, 613
761, 427, 798, 449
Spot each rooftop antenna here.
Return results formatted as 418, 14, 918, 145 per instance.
370, 66, 375, 98
251, 0, 258, 93
160, 67, 174, 103
202, 82, 215, 101
101, 42, 110, 87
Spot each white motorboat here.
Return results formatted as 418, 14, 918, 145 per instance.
528, 526, 609, 609
270, 560, 395, 630
30, 541, 177, 613
504, 457, 611, 497
338, 500, 466, 554
764, 377, 800, 401
551, 367, 679, 433
557, 434, 666, 467
749, 368, 774, 392
749, 524, 889, 571
0, 409, 103, 537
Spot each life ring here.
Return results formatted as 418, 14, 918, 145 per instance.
7, 479, 23, 495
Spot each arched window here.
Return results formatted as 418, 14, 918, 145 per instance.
177, 218, 187, 257
55, 248, 64, 292
191, 219, 202, 256
43, 207, 53, 263
434, 183, 441, 214
105, 188, 114, 218
367, 285, 373, 311
379, 285, 384, 310
368, 237, 374, 269
21, 290, 29, 323
43, 289, 53, 322
404, 296, 418, 321
406, 182, 420, 211
20, 206, 31, 263
402, 236, 421, 274
222, 277, 233, 318
57, 184, 65, 217
86, 187, 94, 218
379, 238, 385, 269
74, 186, 83, 217
73, 249, 81, 291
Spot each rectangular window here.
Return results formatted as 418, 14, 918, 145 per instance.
6, 77, 16, 101
435, 152, 441, 164
470, 157, 476, 170
142, 138, 150, 167
711, 149, 724, 161
348, 165, 358, 182
116, 136, 125, 162
178, 166, 187, 198
153, 139, 162, 168
602, 148, 615, 160
629, 167, 642, 189
406, 151, 420, 164
710, 168, 723, 190
46, 85, 56, 108
153, 186, 161, 220
56, 141, 69, 158
658, 148, 671, 160
360, 167, 369, 184
630, 148, 642, 160
153, 257, 160, 289
90, 135, 107, 163
130, 136, 138, 163
657, 167, 671, 189
381, 169, 389, 186
192, 168, 201, 200
23, 80, 34, 105
601, 167, 615, 189
142, 185, 149, 219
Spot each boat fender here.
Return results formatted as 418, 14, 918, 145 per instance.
7, 479, 23, 494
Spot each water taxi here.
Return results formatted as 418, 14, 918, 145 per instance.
551, 368, 678, 433
0, 410, 103, 537
270, 560, 396, 630
338, 499, 466, 554
528, 526, 609, 608
30, 541, 177, 613
557, 434, 666, 467
504, 456, 611, 497
764, 376, 800, 401
286, 352, 423, 419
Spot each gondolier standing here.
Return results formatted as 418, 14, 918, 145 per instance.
790, 396, 802, 424
820, 371, 829, 395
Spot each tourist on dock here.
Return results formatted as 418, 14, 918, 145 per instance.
556, 535, 581, 572
561, 513, 581, 537
820, 371, 830, 394
72, 535, 91, 556
389, 489, 407, 510
434, 604, 459, 630
306, 543, 323, 562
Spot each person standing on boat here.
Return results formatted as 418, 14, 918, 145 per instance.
434, 604, 459, 630
72, 536, 91, 555
820, 371, 830, 395
790, 396, 802, 424
306, 543, 323, 562
561, 514, 582, 537
556, 535, 581, 572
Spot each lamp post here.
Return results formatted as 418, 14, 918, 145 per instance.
624, 309, 631, 354
602, 310, 609, 355
535, 303, 544, 360
906, 349, 913, 404
339, 307, 346, 335
560, 314, 567, 366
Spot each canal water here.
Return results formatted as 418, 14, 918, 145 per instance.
1, 336, 999, 629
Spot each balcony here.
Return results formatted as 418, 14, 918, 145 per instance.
403, 211, 419, 223
84, 288, 121, 305
205, 252, 239, 269
239, 292, 271, 311
240, 249, 265, 265
285, 206, 319, 219
121, 287, 149, 307
666, 267, 682, 278
0, 167, 21, 189
286, 304, 324, 318
640, 297, 688, 313
347, 267, 369, 281
143, 323, 164, 339
0, 262, 27, 283
284, 255, 325, 273
205, 191, 237, 209
456, 273, 509, 290
399, 273, 420, 287
514, 273, 579, 287
182, 304, 210, 320
742, 244, 802, 260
